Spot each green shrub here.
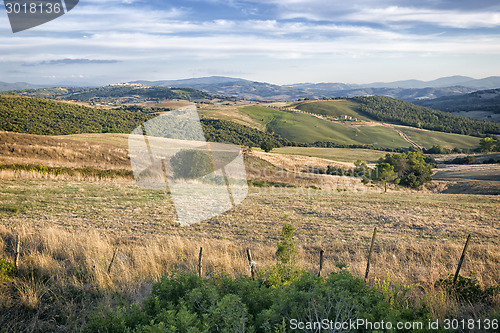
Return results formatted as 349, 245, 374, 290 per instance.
260, 140, 274, 153
170, 150, 213, 179
435, 274, 500, 304
86, 271, 410, 333
84, 223, 433, 332
0, 257, 17, 279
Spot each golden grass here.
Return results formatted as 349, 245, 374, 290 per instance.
1, 179, 498, 287
252, 150, 355, 170
0, 131, 130, 170
197, 104, 265, 130
0, 178, 498, 331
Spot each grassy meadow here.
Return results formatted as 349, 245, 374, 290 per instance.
398, 126, 480, 150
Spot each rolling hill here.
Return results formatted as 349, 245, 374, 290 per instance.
0, 95, 153, 135
238, 104, 480, 150
413, 89, 500, 122
132, 75, 500, 101
0, 95, 289, 148
0, 93, 487, 151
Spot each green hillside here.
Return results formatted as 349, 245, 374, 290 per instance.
0, 95, 483, 151
0, 95, 289, 148
0, 95, 153, 135
240, 105, 408, 149
15, 85, 217, 104
352, 96, 500, 136
239, 105, 480, 150
398, 127, 479, 149
294, 100, 371, 121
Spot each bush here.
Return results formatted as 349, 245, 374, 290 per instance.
170, 149, 213, 179
260, 140, 274, 153
377, 151, 433, 188
85, 224, 432, 332
435, 274, 500, 304
0, 257, 17, 279
86, 270, 426, 333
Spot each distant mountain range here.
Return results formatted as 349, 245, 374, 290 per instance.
414, 88, 500, 122
3, 75, 500, 103
132, 75, 500, 102
0, 81, 44, 91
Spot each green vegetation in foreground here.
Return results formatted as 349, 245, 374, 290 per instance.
295, 100, 371, 121
86, 223, 499, 333
85, 224, 406, 333
273, 147, 387, 163
86, 271, 419, 333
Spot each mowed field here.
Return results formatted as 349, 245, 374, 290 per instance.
294, 99, 372, 121
239, 105, 410, 148
433, 164, 500, 195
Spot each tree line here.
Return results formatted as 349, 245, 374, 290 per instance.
353, 96, 500, 137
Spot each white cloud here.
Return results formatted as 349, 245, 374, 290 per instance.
346, 6, 500, 28
1, 0, 500, 83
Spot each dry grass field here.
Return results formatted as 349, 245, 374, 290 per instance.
0, 131, 130, 170
197, 103, 265, 130
1, 179, 498, 284
0, 177, 499, 330
1, 130, 499, 331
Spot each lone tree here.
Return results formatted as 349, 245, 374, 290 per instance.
376, 151, 433, 189
170, 149, 213, 179
375, 162, 399, 192
260, 140, 274, 153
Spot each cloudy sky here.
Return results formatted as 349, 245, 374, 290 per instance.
1, 0, 500, 85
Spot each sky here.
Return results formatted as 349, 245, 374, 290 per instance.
1, 0, 500, 85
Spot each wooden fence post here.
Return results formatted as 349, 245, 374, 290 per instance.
453, 234, 471, 284
107, 247, 119, 274
198, 247, 203, 278
14, 234, 20, 270
364, 227, 377, 281
246, 248, 256, 280
317, 249, 324, 277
